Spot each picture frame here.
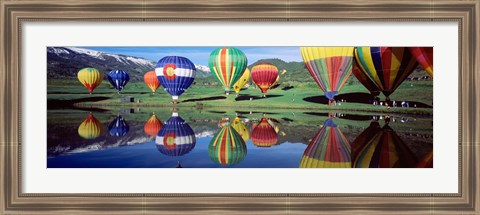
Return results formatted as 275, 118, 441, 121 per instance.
1, 0, 478, 214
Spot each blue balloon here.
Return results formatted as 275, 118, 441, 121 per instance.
155, 56, 196, 101
108, 115, 129, 137
107, 70, 130, 92
155, 112, 196, 156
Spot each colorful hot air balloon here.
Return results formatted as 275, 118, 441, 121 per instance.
352, 59, 380, 97
144, 71, 161, 93
156, 56, 196, 103
354, 47, 418, 100
108, 115, 129, 137
231, 117, 250, 143
300, 118, 351, 168
208, 123, 247, 166
352, 122, 418, 168
300, 47, 354, 102
409, 47, 433, 77
209, 47, 248, 95
78, 113, 103, 139
251, 118, 278, 147
269, 75, 280, 89
144, 114, 163, 136
107, 70, 130, 94
416, 150, 433, 168
233, 67, 250, 95
77, 68, 103, 94
155, 112, 196, 156
251, 62, 279, 97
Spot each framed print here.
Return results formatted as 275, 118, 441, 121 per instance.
1, 0, 479, 214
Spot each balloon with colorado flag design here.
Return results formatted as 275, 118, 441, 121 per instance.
155, 56, 196, 103
155, 112, 196, 156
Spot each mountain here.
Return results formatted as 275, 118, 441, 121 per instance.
47, 47, 212, 81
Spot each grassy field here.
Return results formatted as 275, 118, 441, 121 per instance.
48, 79, 433, 115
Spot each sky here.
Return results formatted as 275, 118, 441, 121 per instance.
81, 46, 303, 65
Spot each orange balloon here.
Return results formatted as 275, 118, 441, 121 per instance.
144, 71, 161, 93
144, 114, 163, 136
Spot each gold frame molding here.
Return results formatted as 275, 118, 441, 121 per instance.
1, 0, 479, 214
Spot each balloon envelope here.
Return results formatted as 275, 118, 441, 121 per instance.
155, 56, 196, 100
78, 68, 103, 93
352, 59, 381, 97
108, 115, 129, 137
107, 70, 130, 92
208, 123, 247, 166
155, 112, 196, 156
144, 114, 163, 136
409, 47, 433, 77
354, 47, 418, 98
251, 63, 279, 94
251, 118, 278, 147
144, 71, 161, 93
300, 47, 354, 100
209, 47, 248, 93
300, 118, 351, 168
78, 113, 103, 139
233, 68, 250, 93
231, 117, 250, 143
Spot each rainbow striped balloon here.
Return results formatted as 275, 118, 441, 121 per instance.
354, 47, 418, 98
209, 47, 248, 94
208, 123, 247, 166
409, 47, 433, 77
300, 118, 351, 168
300, 47, 354, 101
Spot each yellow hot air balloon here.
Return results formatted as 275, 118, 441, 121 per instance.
78, 113, 103, 139
231, 117, 250, 143
77, 68, 103, 94
269, 75, 280, 89
281, 69, 287, 75
233, 68, 250, 94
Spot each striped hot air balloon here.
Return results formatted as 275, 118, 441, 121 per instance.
231, 117, 250, 143
155, 112, 196, 156
156, 56, 196, 102
416, 150, 433, 168
209, 47, 248, 95
144, 71, 161, 93
208, 123, 247, 166
251, 62, 279, 97
300, 118, 351, 168
409, 47, 433, 77
78, 113, 103, 139
251, 118, 278, 147
300, 47, 354, 102
352, 59, 381, 97
77, 68, 103, 94
354, 47, 418, 100
352, 122, 418, 168
144, 114, 163, 137
107, 70, 130, 94
108, 115, 129, 137
233, 68, 250, 95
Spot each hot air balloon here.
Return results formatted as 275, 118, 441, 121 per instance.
144, 113, 163, 136
352, 122, 418, 168
300, 118, 351, 168
409, 47, 433, 77
281, 69, 287, 75
354, 47, 418, 101
233, 67, 250, 95
78, 113, 103, 139
208, 123, 247, 166
231, 117, 250, 143
416, 150, 433, 168
155, 112, 196, 156
156, 56, 196, 103
209, 47, 248, 95
144, 71, 161, 93
251, 118, 278, 147
107, 70, 130, 94
108, 115, 129, 137
269, 74, 280, 89
251, 62, 279, 97
77, 68, 103, 94
300, 47, 354, 103
352, 59, 380, 97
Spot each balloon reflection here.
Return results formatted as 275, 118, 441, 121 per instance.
251, 118, 278, 147
208, 122, 247, 166
144, 113, 163, 137
108, 114, 129, 137
352, 122, 418, 168
155, 112, 196, 156
231, 117, 250, 143
78, 113, 103, 139
300, 118, 351, 168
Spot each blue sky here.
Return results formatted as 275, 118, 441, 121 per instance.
81, 46, 303, 65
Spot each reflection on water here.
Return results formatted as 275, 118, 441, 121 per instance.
47, 109, 433, 168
